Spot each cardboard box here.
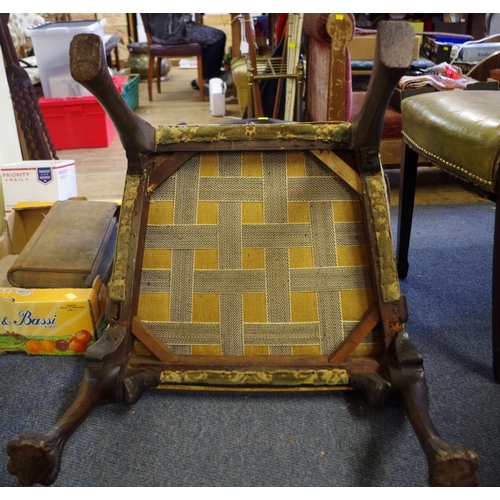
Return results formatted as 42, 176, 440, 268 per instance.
0, 203, 108, 355
0, 279, 105, 355
39, 96, 117, 150
420, 35, 465, 64
348, 34, 420, 60
1, 160, 77, 213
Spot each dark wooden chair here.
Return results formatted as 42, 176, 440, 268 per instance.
141, 13, 204, 102
6, 22, 479, 487
396, 89, 500, 383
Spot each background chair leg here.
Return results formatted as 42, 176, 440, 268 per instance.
156, 56, 162, 94
147, 55, 154, 101
493, 191, 500, 383
397, 143, 419, 278
197, 55, 204, 101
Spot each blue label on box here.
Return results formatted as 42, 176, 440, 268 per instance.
37, 167, 53, 184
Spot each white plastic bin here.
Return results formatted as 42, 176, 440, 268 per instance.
209, 78, 226, 117
26, 19, 106, 98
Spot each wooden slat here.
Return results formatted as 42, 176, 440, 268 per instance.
156, 140, 350, 153
131, 316, 178, 363
130, 353, 381, 371
312, 150, 362, 194
148, 151, 196, 192
328, 306, 380, 363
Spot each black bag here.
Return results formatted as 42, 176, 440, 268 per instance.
148, 13, 192, 45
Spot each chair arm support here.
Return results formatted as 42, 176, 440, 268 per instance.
351, 21, 414, 150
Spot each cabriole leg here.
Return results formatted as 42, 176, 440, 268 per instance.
389, 331, 479, 486
6, 326, 159, 486
352, 330, 479, 486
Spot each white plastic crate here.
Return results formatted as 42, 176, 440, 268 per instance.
26, 19, 106, 98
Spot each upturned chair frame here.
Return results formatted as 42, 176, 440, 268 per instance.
6, 23, 479, 487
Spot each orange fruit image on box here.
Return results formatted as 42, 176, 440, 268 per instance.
0, 281, 106, 355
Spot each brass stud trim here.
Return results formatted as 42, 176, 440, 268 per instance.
403, 133, 494, 190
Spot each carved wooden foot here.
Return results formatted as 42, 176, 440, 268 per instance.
423, 436, 480, 487
388, 330, 479, 486
6, 326, 160, 486
352, 330, 479, 486
121, 368, 161, 405
6, 431, 63, 486
7, 365, 120, 486
349, 372, 395, 406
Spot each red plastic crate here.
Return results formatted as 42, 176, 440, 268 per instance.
39, 95, 117, 150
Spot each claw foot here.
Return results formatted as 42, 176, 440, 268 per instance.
7, 431, 63, 486
428, 438, 479, 487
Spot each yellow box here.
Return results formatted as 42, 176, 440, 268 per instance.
0, 203, 108, 355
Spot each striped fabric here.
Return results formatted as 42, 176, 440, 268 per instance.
138, 150, 380, 356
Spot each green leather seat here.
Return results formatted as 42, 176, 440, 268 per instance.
396, 89, 500, 382
402, 91, 500, 192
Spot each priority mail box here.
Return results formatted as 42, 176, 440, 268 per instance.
1, 160, 77, 213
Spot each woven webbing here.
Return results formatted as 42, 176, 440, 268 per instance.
138, 151, 379, 356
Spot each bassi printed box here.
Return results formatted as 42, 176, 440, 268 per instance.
0, 280, 105, 355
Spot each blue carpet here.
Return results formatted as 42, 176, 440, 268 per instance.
0, 202, 498, 487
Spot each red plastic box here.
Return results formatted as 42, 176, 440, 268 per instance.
39, 95, 117, 150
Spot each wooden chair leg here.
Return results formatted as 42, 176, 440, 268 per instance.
493, 188, 500, 383
389, 361, 479, 486
197, 55, 204, 101
6, 325, 160, 486
147, 54, 154, 101
352, 329, 479, 486
156, 56, 162, 94
396, 142, 419, 279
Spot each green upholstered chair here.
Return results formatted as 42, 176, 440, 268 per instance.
396, 90, 500, 382
6, 23, 480, 487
